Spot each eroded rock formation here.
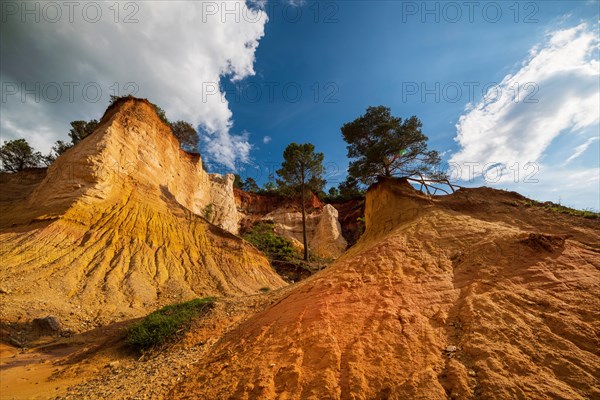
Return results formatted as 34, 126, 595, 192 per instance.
0, 97, 285, 330
236, 190, 348, 259
173, 177, 600, 399
264, 204, 348, 259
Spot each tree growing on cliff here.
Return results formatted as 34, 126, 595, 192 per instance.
276, 143, 325, 261
43, 119, 99, 165
263, 181, 277, 192
233, 175, 261, 192
233, 174, 243, 189
0, 139, 43, 172
341, 106, 443, 185
69, 120, 99, 144
169, 120, 200, 153
338, 175, 365, 199
42, 140, 73, 165
242, 177, 260, 192
51, 140, 72, 157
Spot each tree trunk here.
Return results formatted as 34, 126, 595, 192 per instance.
383, 157, 391, 176
301, 171, 309, 262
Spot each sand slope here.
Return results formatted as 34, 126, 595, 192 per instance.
173, 178, 600, 399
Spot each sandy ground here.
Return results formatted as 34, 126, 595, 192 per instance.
1, 172, 598, 398
1, 343, 89, 399
0, 294, 287, 400
0, 321, 129, 400
170, 180, 600, 399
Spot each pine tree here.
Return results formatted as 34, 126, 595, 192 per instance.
276, 143, 325, 261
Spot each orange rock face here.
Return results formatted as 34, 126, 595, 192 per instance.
172, 178, 600, 399
0, 98, 285, 331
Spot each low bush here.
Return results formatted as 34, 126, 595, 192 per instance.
126, 297, 214, 352
243, 222, 332, 282
522, 200, 599, 219
543, 204, 599, 219
243, 221, 298, 262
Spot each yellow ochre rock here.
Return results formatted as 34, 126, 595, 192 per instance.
0, 97, 285, 331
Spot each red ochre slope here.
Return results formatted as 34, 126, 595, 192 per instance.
172, 178, 600, 399
0, 98, 285, 330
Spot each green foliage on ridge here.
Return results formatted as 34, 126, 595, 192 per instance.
126, 298, 215, 352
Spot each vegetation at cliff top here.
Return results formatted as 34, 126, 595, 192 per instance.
341, 105, 444, 186
276, 143, 325, 261
126, 297, 215, 352
4, 98, 596, 216
243, 221, 299, 264
521, 199, 599, 219
234, 175, 261, 192
168, 120, 200, 154
112, 95, 200, 154
0, 139, 43, 172
43, 96, 200, 167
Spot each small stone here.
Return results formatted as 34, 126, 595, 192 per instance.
269, 363, 276, 367
468, 369, 476, 377
445, 345, 458, 352
107, 361, 120, 369
32, 315, 61, 336
0, 287, 11, 294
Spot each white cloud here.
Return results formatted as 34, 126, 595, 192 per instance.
450, 23, 599, 208
287, 0, 307, 7
497, 166, 599, 211
262, 135, 272, 144
204, 130, 252, 168
563, 136, 599, 166
451, 23, 599, 170
0, 1, 268, 169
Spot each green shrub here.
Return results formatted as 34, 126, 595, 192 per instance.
543, 204, 599, 219
243, 222, 298, 262
203, 203, 214, 220
521, 200, 599, 219
126, 297, 214, 352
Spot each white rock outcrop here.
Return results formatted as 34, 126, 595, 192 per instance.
264, 204, 347, 259
207, 174, 240, 234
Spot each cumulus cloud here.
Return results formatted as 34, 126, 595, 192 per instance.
262, 135, 272, 144
449, 23, 599, 207
451, 23, 598, 170
0, 1, 268, 168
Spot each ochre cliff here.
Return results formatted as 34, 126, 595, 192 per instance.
264, 204, 348, 259
22, 98, 239, 235
236, 190, 348, 259
0, 97, 285, 330
172, 178, 600, 399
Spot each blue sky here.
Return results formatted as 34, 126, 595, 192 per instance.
1, 0, 599, 209
219, 1, 599, 209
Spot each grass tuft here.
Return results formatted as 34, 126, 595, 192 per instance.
126, 297, 214, 352
521, 200, 599, 219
